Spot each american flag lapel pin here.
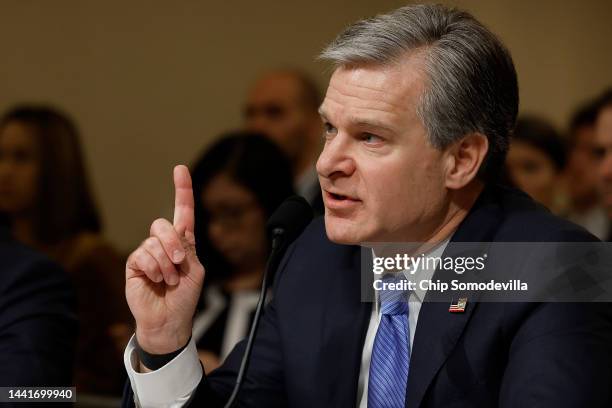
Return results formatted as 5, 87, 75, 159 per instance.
449, 297, 468, 313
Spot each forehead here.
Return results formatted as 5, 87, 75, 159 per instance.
202, 173, 253, 202
321, 56, 426, 121
0, 121, 36, 146
247, 74, 303, 105
573, 124, 595, 143
508, 141, 549, 160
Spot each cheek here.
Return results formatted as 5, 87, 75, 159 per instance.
207, 224, 226, 249
15, 163, 39, 199
24, 166, 38, 190
361, 154, 445, 220
509, 167, 529, 187
533, 165, 557, 187
243, 212, 268, 251
578, 152, 592, 168
602, 157, 612, 178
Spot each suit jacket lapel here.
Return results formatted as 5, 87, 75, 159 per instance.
319, 246, 371, 407
406, 185, 504, 407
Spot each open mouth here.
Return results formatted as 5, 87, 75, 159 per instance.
324, 190, 361, 210
329, 192, 348, 200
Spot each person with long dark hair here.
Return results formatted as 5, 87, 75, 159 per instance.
0, 105, 131, 395
189, 131, 294, 371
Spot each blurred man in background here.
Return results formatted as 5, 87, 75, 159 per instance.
566, 99, 609, 239
244, 69, 324, 212
594, 89, 612, 241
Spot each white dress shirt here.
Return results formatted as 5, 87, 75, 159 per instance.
124, 240, 448, 407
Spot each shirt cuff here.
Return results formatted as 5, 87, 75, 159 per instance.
124, 334, 203, 408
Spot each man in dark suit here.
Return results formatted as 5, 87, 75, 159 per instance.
0, 225, 77, 387
122, 4, 612, 407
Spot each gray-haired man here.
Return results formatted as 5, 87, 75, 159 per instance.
123, 4, 612, 407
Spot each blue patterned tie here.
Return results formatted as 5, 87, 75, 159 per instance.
368, 274, 410, 408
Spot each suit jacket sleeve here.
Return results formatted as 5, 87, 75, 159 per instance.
122, 242, 297, 408
121, 302, 287, 408
188, 296, 287, 407
186, 245, 298, 407
0, 245, 78, 387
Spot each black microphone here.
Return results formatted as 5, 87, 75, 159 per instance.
224, 196, 313, 408
264, 196, 315, 282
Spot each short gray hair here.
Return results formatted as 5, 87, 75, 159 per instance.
320, 4, 518, 182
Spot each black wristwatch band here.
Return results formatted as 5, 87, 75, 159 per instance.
135, 336, 191, 371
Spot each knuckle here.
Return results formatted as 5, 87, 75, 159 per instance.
135, 249, 155, 271
143, 237, 175, 267
127, 250, 143, 270
144, 254, 158, 271
142, 236, 158, 251
133, 248, 146, 264
126, 251, 138, 269
161, 233, 180, 251
150, 217, 169, 235
160, 262, 176, 276
156, 250, 173, 269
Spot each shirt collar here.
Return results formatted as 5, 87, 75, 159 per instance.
372, 239, 450, 313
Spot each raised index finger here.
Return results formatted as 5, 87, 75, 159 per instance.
173, 164, 195, 234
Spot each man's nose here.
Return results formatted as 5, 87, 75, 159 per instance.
316, 133, 356, 180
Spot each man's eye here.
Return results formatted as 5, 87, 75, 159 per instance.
265, 105, 284, 119
324, 122, 337, 135
521, 160, 541, 174
362, 133, 382, 144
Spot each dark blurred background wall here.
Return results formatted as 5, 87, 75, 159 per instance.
1, 0, 610, 251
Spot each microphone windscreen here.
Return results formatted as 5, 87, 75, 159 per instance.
266, 196, 314, 244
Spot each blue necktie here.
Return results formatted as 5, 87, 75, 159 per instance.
368, 274, 411, 408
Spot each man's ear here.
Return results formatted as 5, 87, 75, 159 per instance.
444, 133, 489, 190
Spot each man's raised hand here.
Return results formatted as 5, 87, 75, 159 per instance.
125, 165, 205, 354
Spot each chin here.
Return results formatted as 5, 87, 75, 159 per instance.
324, 214, 373, 245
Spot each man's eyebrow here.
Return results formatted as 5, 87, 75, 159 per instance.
318, 107, 396, 134
351, 118, 395, 133
318, 107, 329, 121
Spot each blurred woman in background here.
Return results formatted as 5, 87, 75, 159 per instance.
0, 105, 131, 395
506, 115, 568, 213
190, 131, 294, 372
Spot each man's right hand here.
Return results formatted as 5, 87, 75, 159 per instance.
125, 165, 205, 355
